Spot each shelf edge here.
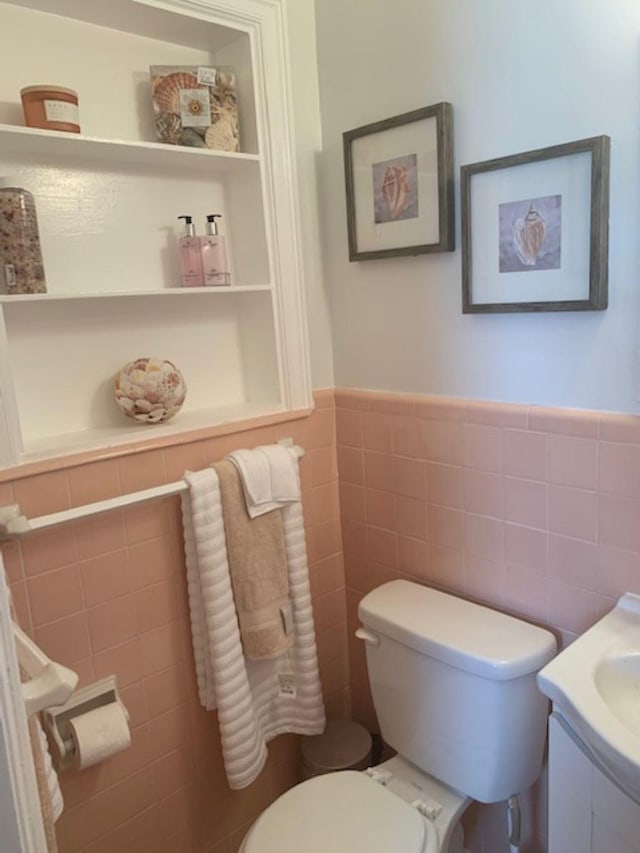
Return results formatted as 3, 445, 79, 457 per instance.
0, 404, 314, 482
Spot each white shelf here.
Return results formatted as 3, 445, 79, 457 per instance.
0, 285, 271, 303
0, 0, 245, 53
0, 124, 261, 173
20, 401, 287, 464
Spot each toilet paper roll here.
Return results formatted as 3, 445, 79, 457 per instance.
69, 702, 131, 769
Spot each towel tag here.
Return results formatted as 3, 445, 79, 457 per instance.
278, 672, 297, 699
280, 602, 294, 636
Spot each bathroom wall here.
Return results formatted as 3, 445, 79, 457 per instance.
315, 0, 640, 413
336, 386, 640, 851
3, 391, 347, 853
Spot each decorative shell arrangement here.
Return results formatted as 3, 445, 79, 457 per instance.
149, 65, 240, 152
114, 357, 187, 424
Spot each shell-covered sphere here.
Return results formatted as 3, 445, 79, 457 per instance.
114, 358, 186, 424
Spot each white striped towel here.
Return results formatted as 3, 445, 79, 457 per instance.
35, 717, 63, 822
181, 455, 326, 790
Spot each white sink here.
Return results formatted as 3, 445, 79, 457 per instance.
537, 593, 640, 802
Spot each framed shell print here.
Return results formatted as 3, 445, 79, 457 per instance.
343, 103, 454, 261
461, 136, 610, 313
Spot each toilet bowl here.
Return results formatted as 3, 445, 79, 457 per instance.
239, 755, 469, 853
239, 580, 556, 852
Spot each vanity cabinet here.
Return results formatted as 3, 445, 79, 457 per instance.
548, 712, 640, 853
0, 0, 312, 468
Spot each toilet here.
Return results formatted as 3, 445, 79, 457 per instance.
240, 579, 557, 853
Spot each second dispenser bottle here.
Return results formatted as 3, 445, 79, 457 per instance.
177, 214, 230, 288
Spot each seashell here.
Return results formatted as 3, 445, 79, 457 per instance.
210, 73, 237, 110
205, 112, 239, 151
155, 112, 182, 145
382, 164, 409, 219
153, 72, 199, 114
181, 127, 208, 148
512, 204, 546, 266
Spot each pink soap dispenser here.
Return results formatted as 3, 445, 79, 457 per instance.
201, 214, 230, 286
177, 215, 204, 287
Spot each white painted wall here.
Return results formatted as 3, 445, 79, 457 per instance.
314, 0, 640, 414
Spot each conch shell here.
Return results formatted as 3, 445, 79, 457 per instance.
382, 164, 409, 219
153, 72, 199, 114
512, 204, 546, 266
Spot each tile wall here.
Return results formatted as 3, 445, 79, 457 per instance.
8, 384, 640, 851
3, 390, 347, 853
337, 387, 640, 851
336, 388, 640, 731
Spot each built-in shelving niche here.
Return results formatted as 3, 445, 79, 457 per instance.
0, 0, 312, 468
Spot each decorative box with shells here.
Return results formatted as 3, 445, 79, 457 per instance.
114, 357, 187, 424
149, 65, 239, 152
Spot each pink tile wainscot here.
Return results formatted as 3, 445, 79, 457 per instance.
4, 390, 348, 853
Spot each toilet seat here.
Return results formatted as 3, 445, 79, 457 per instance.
241, 770, 438, 853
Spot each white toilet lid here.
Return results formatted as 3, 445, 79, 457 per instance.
242, 770, 435, 853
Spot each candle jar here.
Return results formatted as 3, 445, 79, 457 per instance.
20, 85, 80, 133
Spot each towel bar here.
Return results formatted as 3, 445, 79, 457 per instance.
0, 439, 304, 539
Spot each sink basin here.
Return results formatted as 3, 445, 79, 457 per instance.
594, 652, 640, 739
538, 593, 640, 802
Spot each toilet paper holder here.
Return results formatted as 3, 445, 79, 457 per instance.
42, 675, 129, 771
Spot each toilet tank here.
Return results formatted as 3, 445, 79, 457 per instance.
358, 580, 557, 803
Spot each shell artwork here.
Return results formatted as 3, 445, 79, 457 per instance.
382, 164, 410, 220
153, 72, 199, 114
512, 204, 547, 266
150, 65, 240, 151
114, 358, 187, 424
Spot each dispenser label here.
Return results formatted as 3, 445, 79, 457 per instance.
44, 100, 79, 124
3, 264, 16, 292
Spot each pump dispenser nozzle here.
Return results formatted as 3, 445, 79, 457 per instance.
178, 215, 196, 237
206, 214, 222, 236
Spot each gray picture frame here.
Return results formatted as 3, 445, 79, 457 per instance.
461, 136, 610, 313
343, 103, 454, 261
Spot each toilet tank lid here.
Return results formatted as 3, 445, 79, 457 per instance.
358, 580, 557, 680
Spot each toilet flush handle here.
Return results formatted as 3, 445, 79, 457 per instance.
355, 627, 381, 647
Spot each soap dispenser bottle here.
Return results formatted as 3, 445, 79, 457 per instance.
177, 215, 204, 287
201, 214, 230, 286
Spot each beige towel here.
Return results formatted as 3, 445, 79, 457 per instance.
214, 460, 293, 660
